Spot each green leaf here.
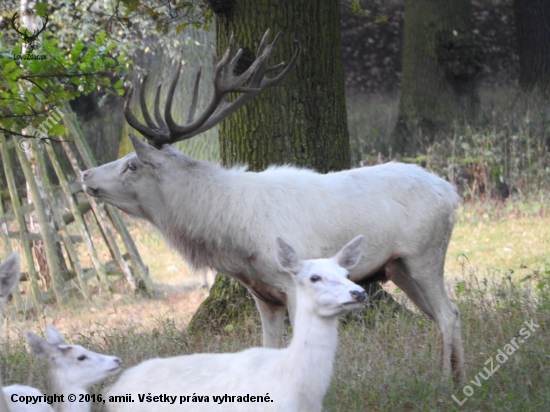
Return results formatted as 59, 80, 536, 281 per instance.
95, 31, 106, 47
456, 281, 466, 296
35, 2, 48, 16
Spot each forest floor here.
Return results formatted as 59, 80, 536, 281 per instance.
1, 197, 549, 411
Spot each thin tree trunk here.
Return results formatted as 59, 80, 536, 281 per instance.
513, 0, 550, 95
391, 0, 485, 155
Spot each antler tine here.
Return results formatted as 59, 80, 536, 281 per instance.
124, 87, 163, 142
213, 36, 234, 76
163, 62, 188, 137
260, 31, 285, 74
187, 67, 202, 124
221, 48, 271, 92
153, 84, 169, 132
139, 74, 158, 129
256, 28, 272, 56
222, 30, 275, 92
261, 39, 302, 88
226, 48, 244, 75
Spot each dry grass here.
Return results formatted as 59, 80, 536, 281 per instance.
1, 201, 550, 411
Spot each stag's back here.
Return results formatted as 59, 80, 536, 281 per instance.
161, 160, 458, 281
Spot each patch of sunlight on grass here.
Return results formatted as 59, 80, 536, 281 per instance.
446, 202, 550, 281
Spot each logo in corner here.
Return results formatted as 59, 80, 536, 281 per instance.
11, 10, 49, 55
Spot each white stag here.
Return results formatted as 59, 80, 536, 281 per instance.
104, 236, 367, 412
81, 30, 465, 381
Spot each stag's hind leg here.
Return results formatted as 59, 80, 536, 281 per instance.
386, 257, 466, 383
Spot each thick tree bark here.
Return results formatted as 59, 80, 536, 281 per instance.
513, 0, 550, 95
391, 0, 485, 155
216, 0, 350, 173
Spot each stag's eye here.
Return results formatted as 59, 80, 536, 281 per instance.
127, 162, 137, 171
77, 355, 87, 361
346, 273, 351, 279
310, 275, 321, 283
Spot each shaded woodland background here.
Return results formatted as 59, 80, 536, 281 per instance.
65, 0, 548, 197
342, 0, 517, 94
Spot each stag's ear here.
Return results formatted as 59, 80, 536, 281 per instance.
276, 237, 303, 275
334, 235, 364, 270
130, 134, 165, 168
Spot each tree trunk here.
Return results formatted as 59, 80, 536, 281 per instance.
189, 0, 350, 331
513, 0, 550, 95
391, 0, 485, 155
215, 0, 350, 173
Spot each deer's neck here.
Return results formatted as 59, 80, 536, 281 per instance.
155, 164, 258, 272
49, 375, 90, 412
283, 304, 340, 410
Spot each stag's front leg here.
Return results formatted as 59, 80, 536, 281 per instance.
254, 297, 286, 348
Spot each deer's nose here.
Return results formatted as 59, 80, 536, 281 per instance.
350, 289, 367, 302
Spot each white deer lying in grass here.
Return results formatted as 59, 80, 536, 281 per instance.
0, 253, 52, 412
81, 29, 465, 382
0, 253, 33, 412
0, 254, 20, 340
104, 236, 367, 412
3, 325, 121, 412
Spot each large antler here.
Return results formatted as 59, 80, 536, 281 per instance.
125, 29, 301, 148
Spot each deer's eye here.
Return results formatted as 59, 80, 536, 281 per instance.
77, 355, 87, 361
127, 162, 137, 171
310, 275, 321, 283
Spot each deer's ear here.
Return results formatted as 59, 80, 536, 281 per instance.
45, 325, 66, 346
27, 332, 50, 358
276, 237, 303, 275
130, 134, 165, 168
0, 252, 20, 296
334, 235, 364, 270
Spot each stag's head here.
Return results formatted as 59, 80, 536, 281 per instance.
81, 135, 180, 220
82, 29, 300, 220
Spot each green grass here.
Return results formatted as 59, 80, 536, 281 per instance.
1, 200, 549, 411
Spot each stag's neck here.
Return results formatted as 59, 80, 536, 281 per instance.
154, 162, 258, 271
282, 302, 340, 409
